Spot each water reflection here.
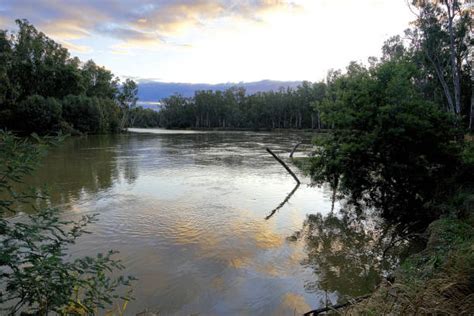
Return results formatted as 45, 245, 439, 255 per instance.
266, 183, 300, 220
20, 135, 124, 206
16, 129, 401, 315
292, 208, 404, 304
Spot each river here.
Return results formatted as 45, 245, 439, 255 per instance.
19, 128, 381, 315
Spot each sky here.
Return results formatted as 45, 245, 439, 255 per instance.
0, 0, 415, 84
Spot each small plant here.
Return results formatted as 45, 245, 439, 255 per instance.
0, 131, 135, 315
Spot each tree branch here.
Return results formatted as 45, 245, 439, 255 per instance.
266, 148, 301, 184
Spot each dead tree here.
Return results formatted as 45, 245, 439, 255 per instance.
266, 148, 300, 184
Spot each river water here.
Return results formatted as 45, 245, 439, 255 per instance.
20, 128, 377, 315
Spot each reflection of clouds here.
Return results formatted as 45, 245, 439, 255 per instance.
210, 276, 225, 291
228, 257, 248, 269
172, 217, 219, 247
28, 131, 336, 314
256, 264, 279, 277
168, 209, 285, 270
278, 293, 311, 315
253, 223, 284, 249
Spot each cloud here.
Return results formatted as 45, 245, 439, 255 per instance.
0, 0, 298, 50
98, 24, 163, 45
58, 40, 93, 53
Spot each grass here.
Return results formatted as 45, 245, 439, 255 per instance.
344, 217, 474, 315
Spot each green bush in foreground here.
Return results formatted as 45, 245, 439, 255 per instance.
0, 131, 134, 315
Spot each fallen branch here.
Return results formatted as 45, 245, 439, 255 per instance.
289, 142, 303, 158
265, 183, 300, 220
266, 147, 300, 184
303, 295, 371, 316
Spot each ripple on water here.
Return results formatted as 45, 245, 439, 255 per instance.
25, 130, 338, 315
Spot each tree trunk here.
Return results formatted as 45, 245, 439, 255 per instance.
470, 82, 474, 131
290, 142, 303, 158
446, 0, 462, 116
425, 52, 456, 114
266, 148, 300, 184
470, 36, 474, 131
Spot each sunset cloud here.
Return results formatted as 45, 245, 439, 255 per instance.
58, 40, 93, 54
0, 0, 414, 83
0, 0, 298, 50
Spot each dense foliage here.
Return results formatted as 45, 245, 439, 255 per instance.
130, 107, 161, 128
0, 20, 139, 135
0, 131, 134, 314
308, 0, 473, 232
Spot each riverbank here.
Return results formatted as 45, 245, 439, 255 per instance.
128, 126, 331, 133
344, 216, 474, 315
293, 142, 474, 315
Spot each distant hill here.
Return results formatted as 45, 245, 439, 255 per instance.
137, 80, 303, 101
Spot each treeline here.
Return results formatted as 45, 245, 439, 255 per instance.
158, 83, 326, 129
0, 19, 150, 135
130, 107, 161, 128
159, 3, 472, 131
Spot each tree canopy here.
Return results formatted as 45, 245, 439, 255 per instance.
307, 0, 473, 232
0, 19, 143, 135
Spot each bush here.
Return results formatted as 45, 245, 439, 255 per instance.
309, 60, 470, 232
0, 131, 134, 314
61, 95, 102, 134
15, 95, 62, 134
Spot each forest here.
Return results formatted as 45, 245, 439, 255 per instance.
0, 19, 146, 135
157, 83, 326, 129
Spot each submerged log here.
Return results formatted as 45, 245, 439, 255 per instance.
303, 294, 371, 315
289, 142, 303, 158
266, 147, 300, 184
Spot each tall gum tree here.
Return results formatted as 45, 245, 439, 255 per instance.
410, 0, 472, 129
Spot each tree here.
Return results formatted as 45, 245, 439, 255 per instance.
408, 0, 471, 125
62, 95, 102, 134
0, 30, 14, 128
15, 95, 62, 134
117, 79, 138, 130
9, 20, 84, 100
0, 20, 130, 135
309, 58, 469, 232
81, 60, 118, 99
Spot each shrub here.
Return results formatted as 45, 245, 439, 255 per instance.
0, 131, 134, 314
15, 95, 62, 134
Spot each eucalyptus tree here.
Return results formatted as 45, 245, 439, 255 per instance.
117, 79, 138, 130
408, 0, 471, 125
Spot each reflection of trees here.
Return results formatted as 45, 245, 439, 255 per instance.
296, 209, 403, 299
19, 135, 123, 206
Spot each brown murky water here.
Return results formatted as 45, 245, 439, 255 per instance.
19, 128, 388, 315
